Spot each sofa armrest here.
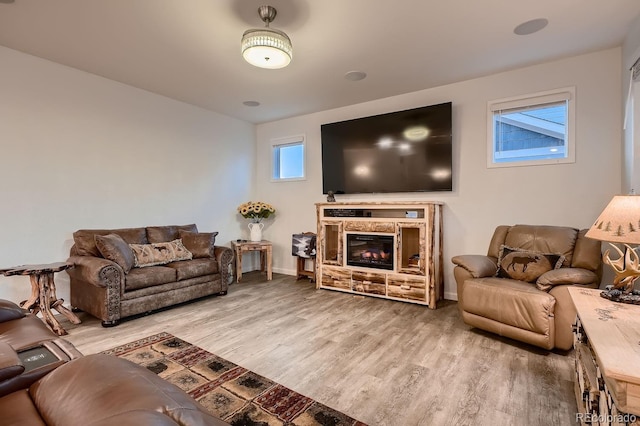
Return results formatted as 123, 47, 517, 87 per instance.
536, 267, 599, 292
451, 255, 497, 278
214, 246, 234, 286
67, 255, 124, 289
0, 342, 24, 383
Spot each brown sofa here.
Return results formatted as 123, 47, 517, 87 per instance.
452, 224, 602, 350
0, 299, 228, 425
67, 224, 234, 326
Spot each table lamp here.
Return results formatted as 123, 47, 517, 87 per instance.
585, 195, 640, 300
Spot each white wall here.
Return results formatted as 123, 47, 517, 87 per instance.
0, 46, 255, 304
256, 48, 623, 300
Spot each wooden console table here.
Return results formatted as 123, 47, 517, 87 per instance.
0, 262, 81, 336
569, 287, 640, 424
231, 240, 273, 283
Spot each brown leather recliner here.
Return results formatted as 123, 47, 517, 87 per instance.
452, 224, 602, 350
0, 299, 83, 397
0, 353, 229, 426
0, 299, 228, 425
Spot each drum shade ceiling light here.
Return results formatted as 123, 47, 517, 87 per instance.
241, 5, 292, 69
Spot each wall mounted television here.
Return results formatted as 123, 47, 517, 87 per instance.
321, 102, 452, 194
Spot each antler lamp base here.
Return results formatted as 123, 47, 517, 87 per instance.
600, 243, 640, 303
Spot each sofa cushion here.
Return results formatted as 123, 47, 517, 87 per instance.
178, 231, 218, 259
572, 229, 603, 271
496, 245, 564, 283
94, 234, 135, 273
73, 228, 147, 257
124, 266, 177, 291
146, 224, 198, 244
166, 258, 219, 281
462, 277, 556, 335
129, 240, 193, 268
0, 389, 47, 426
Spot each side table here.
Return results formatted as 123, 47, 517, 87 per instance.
569, 287, 640, 424
231, 240, 273, 283
0, 262, 81, 336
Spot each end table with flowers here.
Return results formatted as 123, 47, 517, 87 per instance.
237, 201, 275, 242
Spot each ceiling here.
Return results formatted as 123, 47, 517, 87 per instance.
0, 0, 638, 124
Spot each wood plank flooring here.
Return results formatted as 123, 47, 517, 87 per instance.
63, 273, 577, 426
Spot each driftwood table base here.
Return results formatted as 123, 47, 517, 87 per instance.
1, 262, 81, 336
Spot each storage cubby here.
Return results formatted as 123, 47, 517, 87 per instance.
315, 202, 444, 308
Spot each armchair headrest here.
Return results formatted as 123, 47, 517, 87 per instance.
487, 224, 601, 275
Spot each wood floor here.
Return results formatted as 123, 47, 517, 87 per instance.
63, 273, 577, 426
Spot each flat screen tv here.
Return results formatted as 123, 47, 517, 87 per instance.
321, 102, 452, 194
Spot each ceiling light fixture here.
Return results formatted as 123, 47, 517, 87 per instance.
241, 5, 292, 69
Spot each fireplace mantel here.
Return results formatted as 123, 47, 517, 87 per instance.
315, 201, 444, 308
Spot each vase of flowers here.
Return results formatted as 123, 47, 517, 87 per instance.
237, 201, 275, 242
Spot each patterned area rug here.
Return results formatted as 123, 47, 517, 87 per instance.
101, 332, 367, 426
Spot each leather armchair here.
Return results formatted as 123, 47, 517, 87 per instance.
452, 224, 602, 350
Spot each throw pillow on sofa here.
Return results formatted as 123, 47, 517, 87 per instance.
146, 224, 198, 244
496, 245, 564, 283
129, 239, 193, 268
178, 230, 218, 258
94, 233, 136, 273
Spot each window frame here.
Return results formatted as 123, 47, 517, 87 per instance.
630, 72, 640, 192
487, 86, 576, 168
270, 134, 306, 182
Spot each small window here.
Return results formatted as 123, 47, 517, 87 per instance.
271, 135, 305, 181
487, 87, 575, 168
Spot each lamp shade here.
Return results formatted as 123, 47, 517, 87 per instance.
241, 28, 292, 69
585, 195, 640, 244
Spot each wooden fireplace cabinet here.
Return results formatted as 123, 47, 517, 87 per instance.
315, 201, 444, 308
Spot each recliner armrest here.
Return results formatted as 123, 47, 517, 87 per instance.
0, 339, 83, 398
536, 267, 599, 292
0, 342, 24, 382
0, 299, 27, 323
451, 255, 497, 278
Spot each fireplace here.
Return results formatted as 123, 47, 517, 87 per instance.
346, 233, 394, 270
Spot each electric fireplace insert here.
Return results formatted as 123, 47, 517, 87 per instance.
346, 233, 394, 270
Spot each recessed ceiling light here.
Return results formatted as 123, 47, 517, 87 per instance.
344, 71, 367, 81
243, 101, 260, 107
514, 18, 548, 36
